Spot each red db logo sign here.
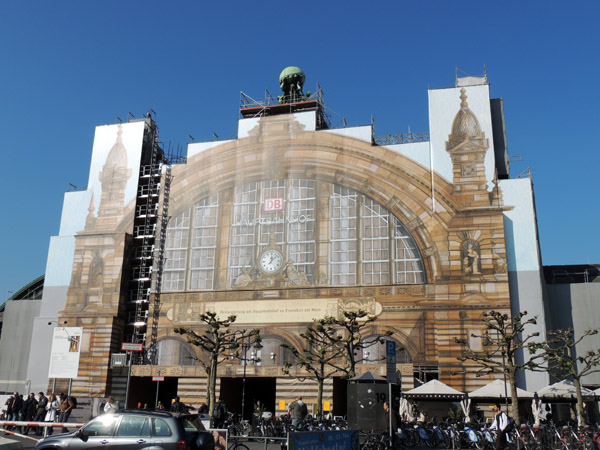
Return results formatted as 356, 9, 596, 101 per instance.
264, 198, 284, 211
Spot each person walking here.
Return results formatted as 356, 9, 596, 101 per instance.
12, 393, 23, 433
383, 401, 400, 444
34, 392, 48, 436
489, 403, 513, 450
288, 396, 308, 427
45, 394, 59, 436
21, 393, 38, 435
212, 398, 227, 429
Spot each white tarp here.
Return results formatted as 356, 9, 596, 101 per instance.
468, 379, 535, 399
537, 379, 594, 399
404, 379, 465, 397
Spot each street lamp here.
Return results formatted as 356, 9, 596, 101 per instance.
240, 339, 263, 420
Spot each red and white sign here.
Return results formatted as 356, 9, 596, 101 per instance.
264, 198, 284, 211
121, 342, 143, 352
152, 376, 165, 382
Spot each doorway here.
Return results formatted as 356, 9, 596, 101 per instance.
128, 376, 178, 410
220, 377, 276, 419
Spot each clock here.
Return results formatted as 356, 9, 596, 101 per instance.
259, 249, 284, 274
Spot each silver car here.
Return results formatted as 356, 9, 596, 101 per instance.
35, 411, 215, 450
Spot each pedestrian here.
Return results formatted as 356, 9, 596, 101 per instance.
212, 398, 227, 429
58, 393, 75, 433
11, 393, 23, 432
34, 392, 47, 436
288, 395, 308, 427
171, 396, 188, 413
104, 396, 119, 414
383, 401, 400, 443
198, 402, 209, 415
22, 393, 38, 435
252, 400, 265, 435
489, 403, 513, 450
156, 401, 165, 410
45, 394, 59, 436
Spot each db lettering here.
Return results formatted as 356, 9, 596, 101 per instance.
264, 198, 283, 211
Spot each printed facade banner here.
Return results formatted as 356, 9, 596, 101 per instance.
48, 327, 83, 378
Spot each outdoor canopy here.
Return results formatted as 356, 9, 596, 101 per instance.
403, 379, 465, 399
537, 379, 594, 400
468, 379, 535, 400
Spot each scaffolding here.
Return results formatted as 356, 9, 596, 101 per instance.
125, 119, 163, 363
239, 83, 334, 130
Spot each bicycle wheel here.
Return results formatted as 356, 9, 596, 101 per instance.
230, 443, 250, 450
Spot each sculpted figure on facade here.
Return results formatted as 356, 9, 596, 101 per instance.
462, 240, 481, 275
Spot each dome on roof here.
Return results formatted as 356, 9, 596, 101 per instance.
450, 88, 482, 139
104, 125, 128, 169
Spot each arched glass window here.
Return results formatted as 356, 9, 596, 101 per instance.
161, 179, 425, 291
155, 338, 196, 366
253, 336, 296, 366
358, 337, 412, 364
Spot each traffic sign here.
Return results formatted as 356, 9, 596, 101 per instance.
152, 376, 165, 381
121, 342, 143, 352
386, 340, 397, 383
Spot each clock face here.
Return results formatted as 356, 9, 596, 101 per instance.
259, 249, 284, 274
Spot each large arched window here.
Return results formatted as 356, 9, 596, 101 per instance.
155, 338, 196, 366
358, 337, 412, 364
162, 180, 425, 291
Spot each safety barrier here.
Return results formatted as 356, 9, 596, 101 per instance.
0, 420, 84, 440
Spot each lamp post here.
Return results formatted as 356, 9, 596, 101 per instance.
240, 339, 263, 420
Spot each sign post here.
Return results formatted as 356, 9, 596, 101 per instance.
386, 340, 397, 440
122, 342, 143, 408
153, 373, 164, 408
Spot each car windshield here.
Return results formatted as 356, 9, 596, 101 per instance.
83, 414, 120, 437
181, 415, 206, 432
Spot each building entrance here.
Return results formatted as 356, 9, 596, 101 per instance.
129, 376, 178, 410
220, 377, 276, 420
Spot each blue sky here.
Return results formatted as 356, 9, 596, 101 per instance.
1, 0, 599, 300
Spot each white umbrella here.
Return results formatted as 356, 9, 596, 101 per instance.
399, 397, 410, 421
531, 396, 542, 426
460, 397, 471, 423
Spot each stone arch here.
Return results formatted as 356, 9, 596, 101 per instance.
166, 134, 456, 283
155, 336, 196, 366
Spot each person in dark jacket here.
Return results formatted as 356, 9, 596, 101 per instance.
384, 401, 401, 445
171, 396, 189, 414
22, 393, 38, 435
34, 393, 48, 436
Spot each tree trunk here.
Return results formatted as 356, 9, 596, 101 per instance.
317, 377, 324, 418
508, 368, 520, 424
573, 376, 587, 426
208, 356, 218, 416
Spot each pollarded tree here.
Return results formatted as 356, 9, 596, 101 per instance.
282, 322, 346, 417
455, 310, 540, 424
528, 328, 600, 426
175, 312, 260, 416
321, 310, 393, 379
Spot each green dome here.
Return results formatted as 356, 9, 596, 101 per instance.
279, 66, 305, 86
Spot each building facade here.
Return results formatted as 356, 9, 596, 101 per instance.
17, 70, 554, 415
